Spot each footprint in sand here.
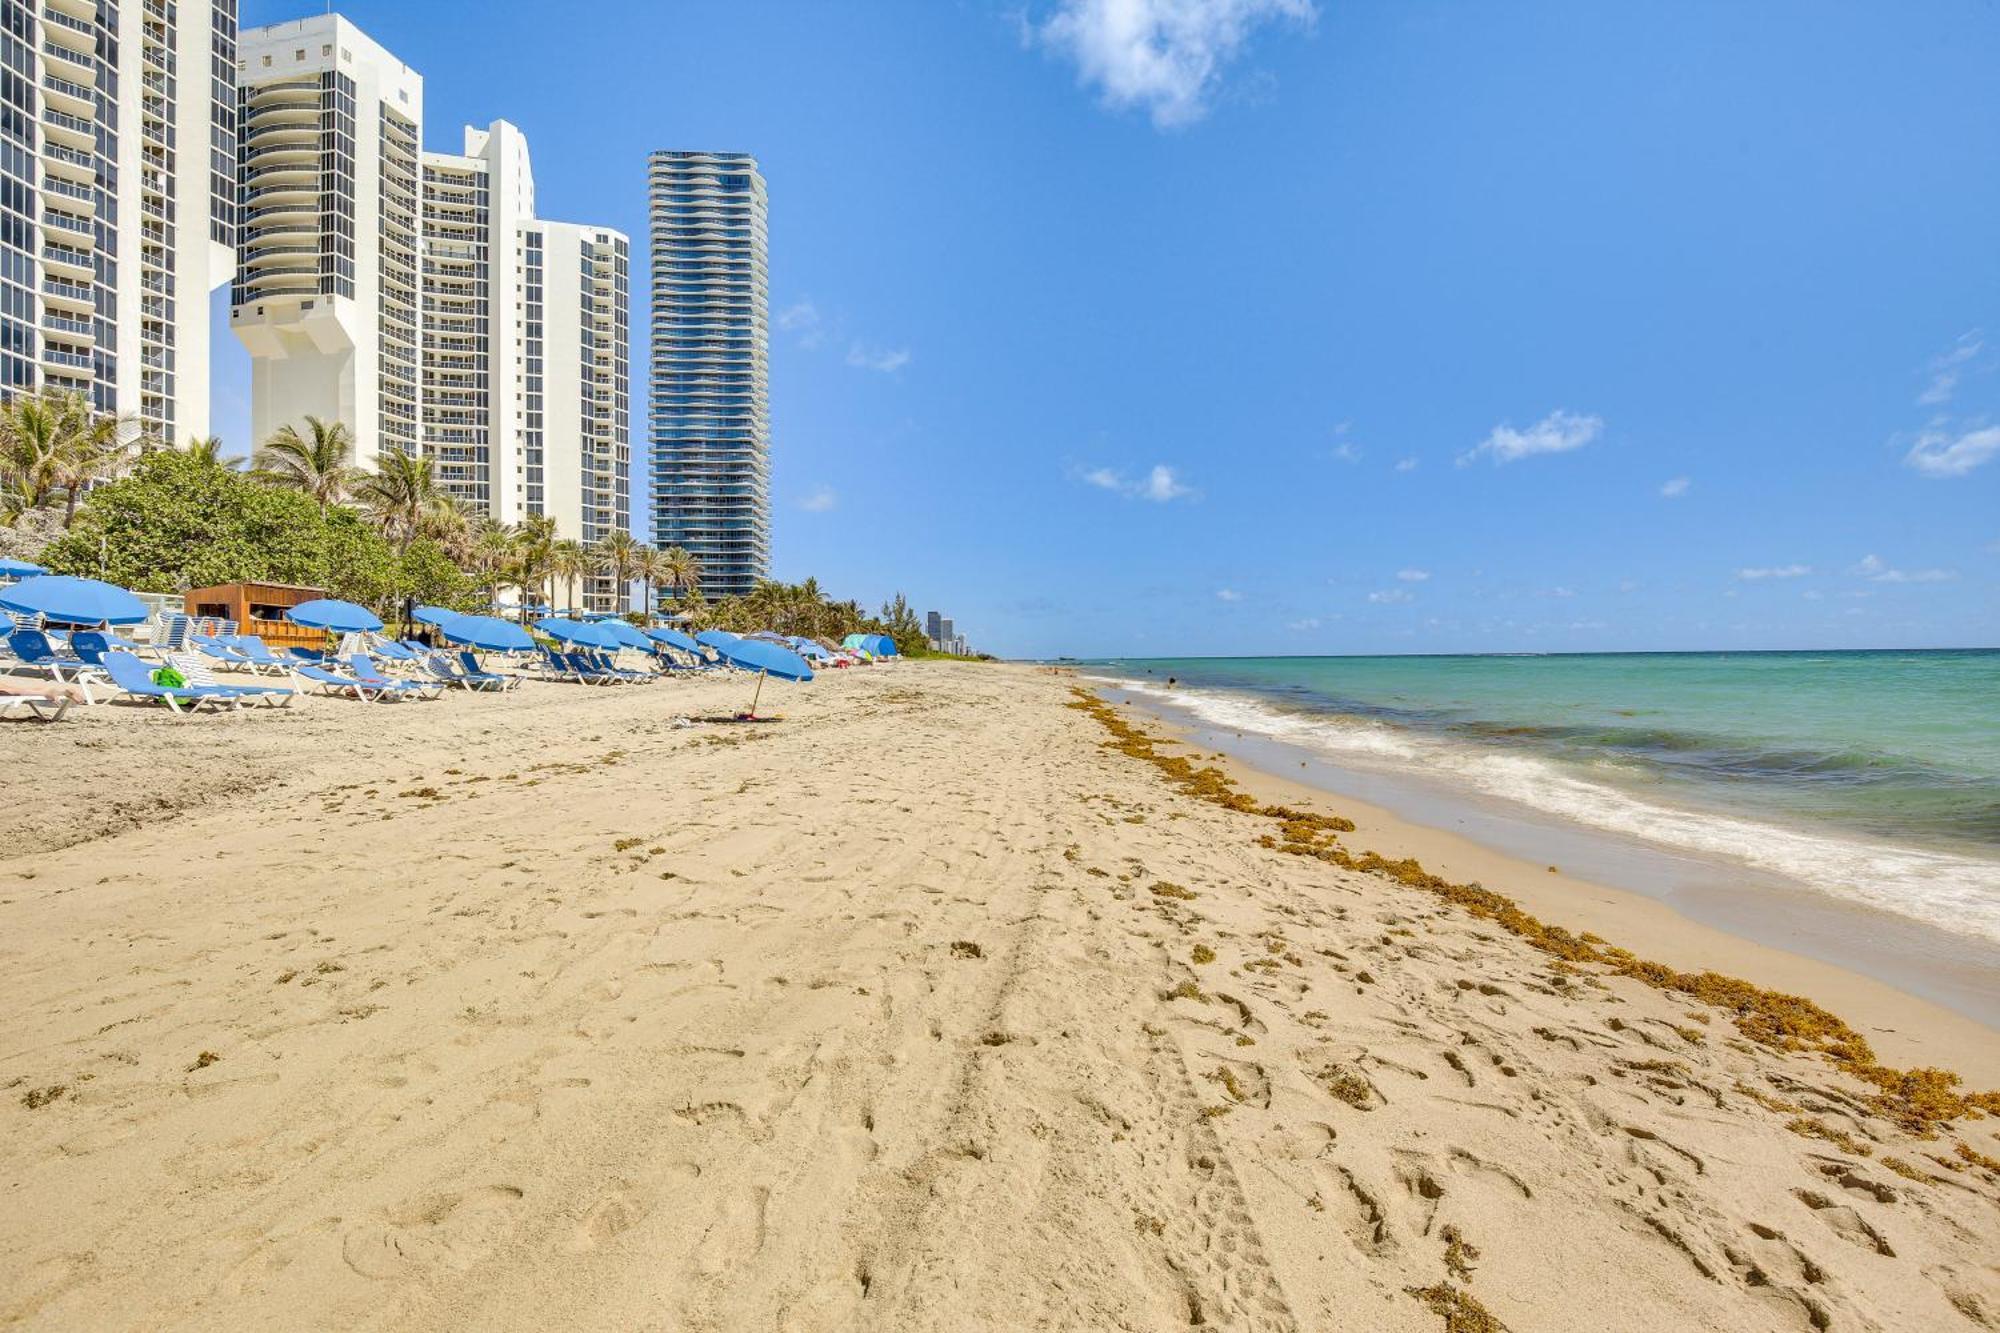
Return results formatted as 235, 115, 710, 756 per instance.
341, 1184, 525, 1279
693, 1186, 769, 1276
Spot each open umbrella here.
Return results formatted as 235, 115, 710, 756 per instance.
709, 635, 812, 720
535, 617, 619, 649
595, 618, 654, 651
696, 629, 740, 651
0, 558, 47, 579
288, 598, 385, 633
0, 575, 149, 626
411, 605, 460, 626
439, 614, 535, 652
645, 626, 704, 656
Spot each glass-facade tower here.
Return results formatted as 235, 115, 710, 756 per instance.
647, 150, 768, 604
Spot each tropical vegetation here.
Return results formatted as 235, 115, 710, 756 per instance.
6, 396, 927, 650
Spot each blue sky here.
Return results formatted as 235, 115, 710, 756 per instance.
223, 1, 2000, 658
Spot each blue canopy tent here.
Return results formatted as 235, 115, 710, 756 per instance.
0, 575, 150, 626
709, 635, 812, 720
287, 598, 385, 633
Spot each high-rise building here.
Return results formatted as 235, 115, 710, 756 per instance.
516, 217, 629, 607
231, 15, 421, 470
232, 21, 630, 607
647, 150, 768, 604
1, 0, 239, 441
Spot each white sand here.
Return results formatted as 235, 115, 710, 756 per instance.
1, 663, 1996, 1330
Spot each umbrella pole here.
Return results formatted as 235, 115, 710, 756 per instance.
747, 668, 766, 720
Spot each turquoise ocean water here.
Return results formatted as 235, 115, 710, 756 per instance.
1083, 651, 2000, 945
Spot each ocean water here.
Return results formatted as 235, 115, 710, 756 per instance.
1083, 651, 2000, 946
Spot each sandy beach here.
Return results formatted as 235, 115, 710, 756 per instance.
3, 663, 1998, 1330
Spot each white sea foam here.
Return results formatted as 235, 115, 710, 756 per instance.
1087, 675, 2000, 945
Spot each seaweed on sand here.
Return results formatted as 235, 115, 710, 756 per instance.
1066, 688, 2000, 1134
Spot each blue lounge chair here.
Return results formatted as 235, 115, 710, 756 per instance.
226, 635, 299, 676
345, 653, 442, 700
164, 652, 296, 708
192, 635, 259, 671
369, 639, 422, 664
457, 651, 521, 691
6, 628, 105, 689
99, 651, 238, 714
294, 662, 410, 703
560, 650, 625, 685
283, 647, 328, 665
418, 652, 493, 692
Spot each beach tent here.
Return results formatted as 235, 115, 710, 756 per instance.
788, 637, 831, 661
0, 575, 150, 626
286, 598, 385, 633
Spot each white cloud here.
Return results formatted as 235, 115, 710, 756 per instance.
1617, 579, 1640, 593
1033, 0, 1317, 129
1659, 476, 1691, 499
1394, 456, 1419, 472
1917, 331, 1983, 406
1904, 424, 2000, 478
1215, 587, 1242, 602
1075, 462, 1197, 502
1330, 441, 1362, 463
1736, 564, 1811, 580
1286, 617, 1320, 631
1854, 553, 1957, 584
1395, 568, 1429, 582
1546, 586, 1575, 598
1366, 588, 1412, 605
846, 343, 911, 373
1460, 409, 1603, 465
800, 485, 838, 513
777, 300, 824, 349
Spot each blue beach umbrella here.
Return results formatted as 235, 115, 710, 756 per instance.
411, 605, 460, 626
0, 557, 46, 578
287, 598, 385, 633
0, 575, 149, 625
709, 635, 812, 719
439, 614, 535, 652
536, 617, 619, 649
645, 626, 704, 656
789, 637, 831, 661
696, 629, 740, 651
595, 618, 654, 651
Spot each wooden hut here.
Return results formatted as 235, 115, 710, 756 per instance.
181, 581, 329, 652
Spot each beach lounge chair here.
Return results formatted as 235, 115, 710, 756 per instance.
283, 647, 328, 665
0, 677, 84, 721
418, 652, 497, 692
532, 646, 581, 682
369, 639, 422, 665
6, 628, 106, 689
345, 653, 443, 700
294, 662, 411, 703
457, 650, 521, 691
559, 650, 625, 685
225, 636, 298, 676
165, 653, 297, 708
192, 635, 259, 671
99, 651, 239, 714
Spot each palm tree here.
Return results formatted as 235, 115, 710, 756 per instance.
466, 519, 515, 608
0, 392, 69, 517
551, 539, 587, 615
591, 530, 641, 615
354, 449, 453, 551
659, 545, 702, 604
508, 514, 559, 621
629, 545, 665, 622
255, 415, 357, 513
181, 435, 242, 470
43, 393, 144, 526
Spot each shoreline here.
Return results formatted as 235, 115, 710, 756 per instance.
1097, 680, 2000, 1086
4, 663, 1998, 1329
